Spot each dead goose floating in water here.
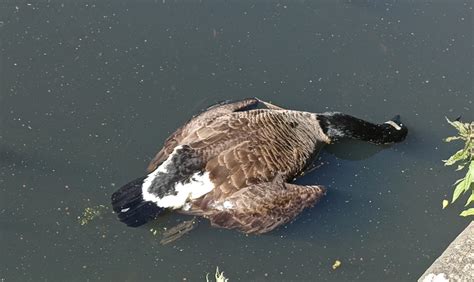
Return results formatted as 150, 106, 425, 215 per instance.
111, 98, 408, 234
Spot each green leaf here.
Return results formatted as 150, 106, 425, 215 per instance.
446, 117, 468, 135
445, 136, 462, 143
455, 163, 467, 171
452, 178, 468, 203
466, 191, 474, 207
453, 178, 464, 185
444, 149, 469, 166
468, 161, 474, 181
451, 162, 474, 203
460, 208, 474, 217
445, 117, 459, 128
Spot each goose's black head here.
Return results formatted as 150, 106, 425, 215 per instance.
381, 115, 408, 144
317, 112, 408, 144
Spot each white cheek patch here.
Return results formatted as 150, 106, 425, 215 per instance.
384, 120, 402, 131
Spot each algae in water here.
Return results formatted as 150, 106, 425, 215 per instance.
78, 205, 108, 225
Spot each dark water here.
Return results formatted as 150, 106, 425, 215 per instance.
1, 1, 472, 281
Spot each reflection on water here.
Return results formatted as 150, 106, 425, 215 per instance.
324, 139, 385, 161
1, 1, 472, 281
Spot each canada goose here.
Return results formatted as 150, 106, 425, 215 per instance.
111, 98, 407, 234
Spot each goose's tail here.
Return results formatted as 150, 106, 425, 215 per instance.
111, 176, 164, 227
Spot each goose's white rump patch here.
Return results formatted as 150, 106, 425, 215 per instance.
154, 171, 213, 209
141, 146, 213, 209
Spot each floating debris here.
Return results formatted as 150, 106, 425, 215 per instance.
78, 205, 108, 225
160, 217, 198, 245
442, 199, 449, 209
149, 227, 160, 236
206, 267, 229, 282
332, 259, 341, 270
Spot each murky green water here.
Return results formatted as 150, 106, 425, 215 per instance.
1, 1, 472, 281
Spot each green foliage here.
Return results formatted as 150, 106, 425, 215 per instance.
444, 118, 474, 216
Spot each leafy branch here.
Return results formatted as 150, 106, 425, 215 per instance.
443, 118, 474, 217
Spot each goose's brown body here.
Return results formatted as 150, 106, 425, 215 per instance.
146, 98, 328, 233
112, 97, 407, 234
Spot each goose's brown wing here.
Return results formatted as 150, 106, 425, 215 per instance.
181, 110, 324, 210
206, 175, 326, 234
146, 98, 261, 172
202, 139, 308, 200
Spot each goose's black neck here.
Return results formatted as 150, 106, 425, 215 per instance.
317, 112, 407, 144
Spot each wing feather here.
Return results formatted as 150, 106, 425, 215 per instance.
180, 110, 324, 203
206, 177, 326, 234
146, 98, 260, 172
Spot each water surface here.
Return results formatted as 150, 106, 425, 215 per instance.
1, 1, 472, 281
